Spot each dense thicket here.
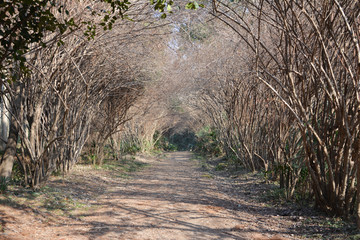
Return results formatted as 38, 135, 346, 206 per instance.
0, 0, 165, 187
186, 0, 360, 225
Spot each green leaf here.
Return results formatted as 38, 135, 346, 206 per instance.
185, 3, 193, 9
185, 1, 202, 10
194, 1, 199, 9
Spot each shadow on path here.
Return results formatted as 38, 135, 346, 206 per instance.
65, 152, 297, 240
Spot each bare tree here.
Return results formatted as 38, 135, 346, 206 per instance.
212, 0, 360, 222
0, 0, 167, 187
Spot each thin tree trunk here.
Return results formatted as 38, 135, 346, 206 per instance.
354, 135, 360, 227
0, 116, 19, 179
0, 83, 21, 179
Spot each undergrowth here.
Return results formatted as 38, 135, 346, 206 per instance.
95, 157, 149, 178
0, 153, 149, 219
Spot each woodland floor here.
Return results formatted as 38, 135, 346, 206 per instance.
0, 152, 357, 240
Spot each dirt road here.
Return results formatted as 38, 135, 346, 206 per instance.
0, 152, 300, 240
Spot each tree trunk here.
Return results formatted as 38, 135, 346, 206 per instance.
354, 135, 360, 228
0, 106, 19, 179
0, 84, 10, 151
357, 161, 360, 228
96, 142, 105, 165
0, 82, 20, 180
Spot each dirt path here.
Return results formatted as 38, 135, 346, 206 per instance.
0, 152, 301, 240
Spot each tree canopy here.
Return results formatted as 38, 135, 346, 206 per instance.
0, 0, 203, 78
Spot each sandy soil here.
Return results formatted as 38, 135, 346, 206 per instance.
0, 152, 302, 240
